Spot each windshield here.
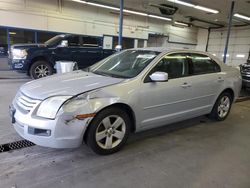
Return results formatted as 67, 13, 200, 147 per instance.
90, 50, 160, 78
44, 35, 64, 46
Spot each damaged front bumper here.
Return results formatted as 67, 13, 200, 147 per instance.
11, 103, 93, 148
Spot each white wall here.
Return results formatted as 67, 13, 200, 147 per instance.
195, 28, 208, 51
0, 0, 198, 45
196, 26, 250, 66
147, 35, 196, 50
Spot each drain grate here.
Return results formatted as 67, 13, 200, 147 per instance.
0, 140, 35, 153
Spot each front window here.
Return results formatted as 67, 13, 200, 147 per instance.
90, 50, 160, 78
150, 53, 189, 79
44, 35, 64, 46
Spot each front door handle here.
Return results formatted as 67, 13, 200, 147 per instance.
218, 77, 224, 82
181, 82, 191, 88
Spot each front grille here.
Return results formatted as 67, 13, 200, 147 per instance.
242, 75, 250, 81
16, 92, 41, 113
241, 65, 250, 73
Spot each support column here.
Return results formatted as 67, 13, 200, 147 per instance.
7, 28, 10, 50
223, 0, 235, 63
118, 0, 124, 51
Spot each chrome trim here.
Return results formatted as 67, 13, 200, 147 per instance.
15, 93, 41, 113
242, 79, 250, 83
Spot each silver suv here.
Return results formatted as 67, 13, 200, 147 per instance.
10, 48, 242, 155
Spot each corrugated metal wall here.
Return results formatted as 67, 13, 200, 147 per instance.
207, 26, 250, 66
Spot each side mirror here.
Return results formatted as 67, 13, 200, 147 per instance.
58, 40, 68, 47
149, 72, 168, 82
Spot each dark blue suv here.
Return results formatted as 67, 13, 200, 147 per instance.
8, 34, 115, 79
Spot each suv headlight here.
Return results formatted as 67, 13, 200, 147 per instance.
12, 49, 28, 59
36, 96, 72, 119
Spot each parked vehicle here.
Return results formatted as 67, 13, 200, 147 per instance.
240, 60, 250, 88
10, 48, 242, 155
8, 34, 115, 79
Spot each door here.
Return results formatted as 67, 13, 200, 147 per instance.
76, 36, 102, 69
139, 53, 195, 129
53, 35, 80, 62
186, 53, 223, 111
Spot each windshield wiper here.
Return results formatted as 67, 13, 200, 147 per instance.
93, 71, 130, 79
93, 71, 112, 77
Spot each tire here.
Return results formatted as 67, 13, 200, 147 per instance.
86, 107, 131, 155
209, 92, 233, 121
29, 60, 53, 79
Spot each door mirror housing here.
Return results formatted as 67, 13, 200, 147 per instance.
58, 40, 68, 47
149, 72, 168, 82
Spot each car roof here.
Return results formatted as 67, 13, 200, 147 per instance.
131, 47, 210, 55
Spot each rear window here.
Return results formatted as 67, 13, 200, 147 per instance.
189, 54, 221, 75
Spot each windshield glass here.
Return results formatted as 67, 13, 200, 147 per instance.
44, 35, 64, 46
90, 50, 160, 78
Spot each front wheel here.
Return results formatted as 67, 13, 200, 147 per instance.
209, 92, 233, 121
86, 107, 131, 155
29, 60, 53, 79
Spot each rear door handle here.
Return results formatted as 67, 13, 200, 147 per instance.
181, 82, 191, 88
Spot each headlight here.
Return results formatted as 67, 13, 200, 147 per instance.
12, 49, 28, 59
36, 96, 72, 119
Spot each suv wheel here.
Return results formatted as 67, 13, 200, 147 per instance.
86, 107, 131, 155
30, 61, 53, 79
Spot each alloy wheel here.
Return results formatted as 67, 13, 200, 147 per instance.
95, 115, 126, 149
34, 64, 50, 78
217, 95, 231, 118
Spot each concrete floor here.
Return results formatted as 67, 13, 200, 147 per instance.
1, 77, 250, 188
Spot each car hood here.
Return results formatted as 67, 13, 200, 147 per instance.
11, 43, 46, 49
20, 71, 124, 100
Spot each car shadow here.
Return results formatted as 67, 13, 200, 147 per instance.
127, 115, 213, 144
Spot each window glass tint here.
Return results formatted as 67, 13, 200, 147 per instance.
67, 35, 80, 46
151, 53, 189, 79
189, 54, 220, 75
37, 32, 58, 43
0, 28, 7, 56
82, 37, 99, 47
9, 29, 34, 44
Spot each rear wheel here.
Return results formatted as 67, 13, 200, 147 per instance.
209, 92, 233, 121
29, 60, 53, 79
86, 107, 131, 155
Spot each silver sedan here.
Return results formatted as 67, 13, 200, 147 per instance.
10, 48, 242, 155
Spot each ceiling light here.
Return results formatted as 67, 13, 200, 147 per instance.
71, 0, 87, 4
234, 13, 250, 21
87, 2, 120, 11
123, 9, 147, 16
194, 5, 219, 14
167, 0, 194, 7
222, 54, 229, 57
9, 32, 16, 35
71, 0, 172, 22
236, 54, 245, 58
167, 0, 219, 14
212, 54, 216, 56
148, 15, 172, 21
174, 21, 189, 27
